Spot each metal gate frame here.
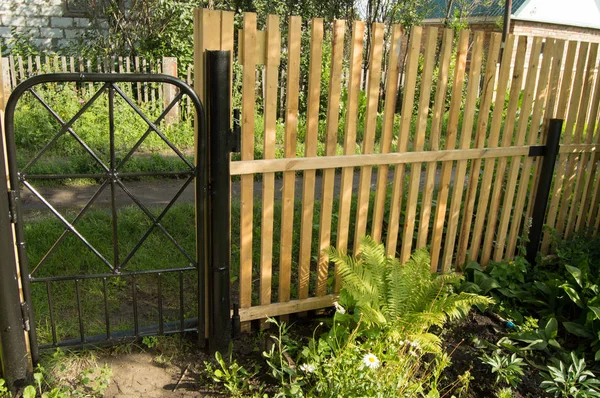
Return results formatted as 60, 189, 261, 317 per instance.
0, 72, 216, 388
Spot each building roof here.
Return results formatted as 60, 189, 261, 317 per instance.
514, 0, 600, 30
423, 0, 526, 20
423, 0, 600, 30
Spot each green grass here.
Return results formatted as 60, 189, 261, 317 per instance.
14, 83, 195, 180
27, 204, 199, 345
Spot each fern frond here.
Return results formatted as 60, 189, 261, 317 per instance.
410, 332, 443, 354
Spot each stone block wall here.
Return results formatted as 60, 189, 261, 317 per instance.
0, 0, 92, 50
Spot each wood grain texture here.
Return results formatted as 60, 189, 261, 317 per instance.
480, 36, 528, 266
506, 38, 555, 257
418, 29, 454, 250
494, 37, 544, 261
441, 31, 483, 270
564, 43, 598, 237
430, 29, 469, 271
540, 40, 578, 253
371, 24, 402, 243
259, 15, 280, 313
299, 18, 323, 299
456, 32, 502, 267
386, 25, 422, 258
279, 16, 302, 303
400, 27, 438, 263
555, 42, 590, 237
354, 22, 384, 254
239, 13, 257, 320
525, 39, 566, 228
317, 20, 345, 296
468, 34, 516, 262
335, 21, 364, 290
576, 50, 600, 231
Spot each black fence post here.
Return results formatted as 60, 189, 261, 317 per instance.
0, 119, 30, 391
205, 50, 232, 353
526, 119, 563, 265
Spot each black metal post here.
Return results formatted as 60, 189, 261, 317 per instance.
526, 119, 563, 264
0, 119, 29, 390
205, 50, 232, 353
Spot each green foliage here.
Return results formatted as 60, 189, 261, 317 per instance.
328, 236, 492, 347
0, 379, 8, 397
540, 352, 600, 397
479, 352, 525, 387
14, 83, 194, 177
205, 349, 262, 397
1, 28, 42, 57
496, 387, 515, 398
67, 0, 195, 74
142, 336, 160, 349
261, 318, 464, 397
461, 233, 600, 360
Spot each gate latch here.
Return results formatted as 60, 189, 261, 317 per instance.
229, 109, 241, 153
7, 190, 18, 224
21, 302, 31, 332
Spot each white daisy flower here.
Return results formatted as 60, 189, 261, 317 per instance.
333, 301, 346, 314
300, 363, 316, 373
362, 353, 380, 369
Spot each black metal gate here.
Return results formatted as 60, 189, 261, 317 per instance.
0, 51, 234, 393
1, 73, 208, 368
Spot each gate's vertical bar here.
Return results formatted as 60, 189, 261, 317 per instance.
205, 50, 232, 353
526, 119, 563, 265
1, 48, 34, 389
0, 90, 29, 389
108, 85, 119, 271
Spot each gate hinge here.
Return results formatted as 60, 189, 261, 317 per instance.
8, 190, 18, 224
21, 302, 31, 332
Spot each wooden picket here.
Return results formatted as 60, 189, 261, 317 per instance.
336, 20, 364, 266
298, 18, 323, 300
353, 22, 383, 255
456, 32, 502, 266
371, 24, 402, 243
417, 28, 454, 251
316, 19, 345, 296
430, 29, 469, 271
259, 14, 281, 325
480, 36, 528, 266
441, 30, 484, 270
468, 34, 516, 262
400, 26, 437, 263
386, 25, 421, 258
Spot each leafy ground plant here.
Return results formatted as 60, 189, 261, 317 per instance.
212, 237, 491, 397
479, 352, 525, 387
540, 352, 600, 397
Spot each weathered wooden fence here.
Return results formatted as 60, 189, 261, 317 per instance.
0, 54, 194, 122
194, 9, 600, 328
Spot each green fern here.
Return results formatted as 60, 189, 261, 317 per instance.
328, 236, 493, 339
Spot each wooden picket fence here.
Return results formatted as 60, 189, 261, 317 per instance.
0, 54, 196, 122
193, 9, 600, 328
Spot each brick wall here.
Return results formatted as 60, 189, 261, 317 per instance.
512, 20, 600, 44
0, 0, 93, 50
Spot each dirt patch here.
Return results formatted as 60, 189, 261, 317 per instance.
440, 311, 548, 398
101, 347, 219, 398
